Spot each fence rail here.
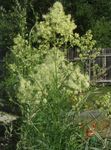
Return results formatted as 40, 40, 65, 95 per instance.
67, 48, 111, 83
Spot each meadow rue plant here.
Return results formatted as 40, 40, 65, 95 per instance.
30, 1, 96, 59
31, 2, 76, 43
5, 1, 93, 105
17, 48, 89, 105
3, 2, 99, 149
1, 1, 111, 150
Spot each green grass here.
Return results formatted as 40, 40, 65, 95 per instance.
84, 85, 111, 110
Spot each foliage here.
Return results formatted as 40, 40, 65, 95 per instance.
30, 0, 111, 47
0, 0, 27, 108
1, 0, 111, 47
92, 18, 111, 47
3, 1, 111, 150
3, 2, 95, 149
0, 2, 26, 50
74, 0, 95, 34
86, 86, 111, 113
72, 0, 111, 47
4, 1, 96, 102
16, 48, 89, 149
30, 2, 96, 60
0, 0, 15, 10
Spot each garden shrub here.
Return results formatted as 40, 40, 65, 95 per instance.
4, 1, 106, 150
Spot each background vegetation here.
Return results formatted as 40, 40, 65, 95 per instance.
1, 0, 111, 49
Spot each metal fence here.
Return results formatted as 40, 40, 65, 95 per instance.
90, 48, 111, 83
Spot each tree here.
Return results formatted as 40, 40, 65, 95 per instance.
92, 18, 111, 47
